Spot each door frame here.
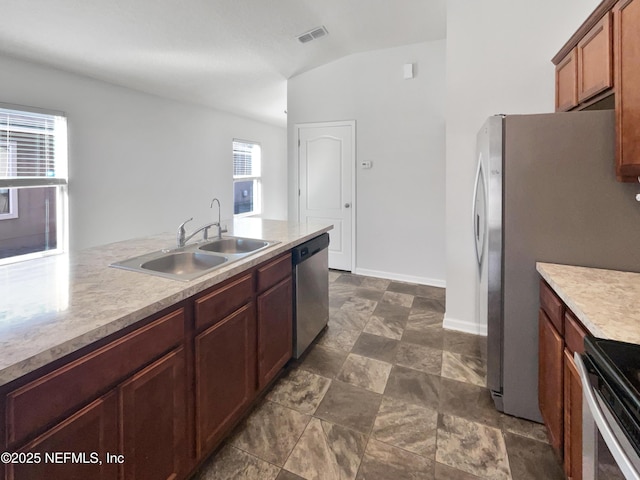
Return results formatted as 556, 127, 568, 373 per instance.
296, 120, 356, 273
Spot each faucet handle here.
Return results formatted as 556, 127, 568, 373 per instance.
177, 217, 193, 247
178, 217, 193, 231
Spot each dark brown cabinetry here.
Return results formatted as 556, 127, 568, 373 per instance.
553, 1, 616, 112
258, 277, 293, 389
538, 280, 588, 480
256, 254, 293, 389
538, 308, 564, 453
554, 0, 640, 182
3, 308, 188, 480
1, 248, 298, 480
120, 347, 188, 480
7, 393, 119, 480
556, 49, 579, 112
577, 12, 613, 103
195, 303, 256, 456
614, 0, 640, 180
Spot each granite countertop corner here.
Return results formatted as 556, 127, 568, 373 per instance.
536, 262, 640, 344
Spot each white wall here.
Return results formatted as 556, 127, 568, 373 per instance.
288, 41, 446, 286
0, 53, 287, 251
444, 0, 603, 334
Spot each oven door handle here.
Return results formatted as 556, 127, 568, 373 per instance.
575, 352, 640, 480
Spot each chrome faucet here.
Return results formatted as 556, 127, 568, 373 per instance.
176, 217, 217, 248
210, 197, 227, 239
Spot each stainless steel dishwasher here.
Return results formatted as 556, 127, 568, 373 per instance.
292, 233, 329, 359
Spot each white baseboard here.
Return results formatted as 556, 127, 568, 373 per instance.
443, 314, 487, 336
354, 268, 446, 288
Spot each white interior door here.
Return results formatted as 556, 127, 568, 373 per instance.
298, 122, 354, 271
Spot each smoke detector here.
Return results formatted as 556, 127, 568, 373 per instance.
296, 26, 329, 44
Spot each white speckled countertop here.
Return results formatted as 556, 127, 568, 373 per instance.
537, 262, 640, 344
0, 218, 332, 387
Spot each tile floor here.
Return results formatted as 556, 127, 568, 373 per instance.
193, 271, 564, 480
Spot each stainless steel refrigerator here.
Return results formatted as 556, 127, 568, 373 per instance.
474, 110, 640, 422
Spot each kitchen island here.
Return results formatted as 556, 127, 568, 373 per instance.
0, 218, 332, 480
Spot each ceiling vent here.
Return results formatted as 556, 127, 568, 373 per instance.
297, 26, 329, 44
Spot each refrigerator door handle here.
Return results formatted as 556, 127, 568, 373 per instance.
472, 157, 484, 267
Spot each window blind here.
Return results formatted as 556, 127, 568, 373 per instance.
0, 105, 67, 188
233, 140, 261, 178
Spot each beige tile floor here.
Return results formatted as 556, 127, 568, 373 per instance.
192, 271, 564, 480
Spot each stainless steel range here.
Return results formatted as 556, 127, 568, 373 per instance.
576, 336, 640, 480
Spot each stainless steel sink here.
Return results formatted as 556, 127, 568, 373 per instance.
110, 236, 279, 281
141, 252, 227, 276
198, 237, 270, 254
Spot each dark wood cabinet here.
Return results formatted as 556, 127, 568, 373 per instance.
5, 309, 184, 449
120, 347, 188, 480
538, 309, 564, 454
556, 48, 579, 111
257, 277, 293, 389
577, 11, 613, 103
554, 0, 640, 182
6, 392, 119, 480
562, 310, 587, 480
539, 280, 589, 480
554, 3, 615, 112
564, 350, 583, 480
195, 304, 256, 456
614, 0, 640, 180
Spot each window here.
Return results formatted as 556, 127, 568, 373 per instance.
233, 139, 261, 217
0, 104, 68, 264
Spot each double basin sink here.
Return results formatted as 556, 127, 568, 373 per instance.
111, 236, 278, 281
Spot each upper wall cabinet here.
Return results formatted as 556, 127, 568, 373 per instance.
553, 0, 640, 182
555, 49, 578, 111
614, 0, 640, 180
577, 12, 613, 102
553, 3, 615, 112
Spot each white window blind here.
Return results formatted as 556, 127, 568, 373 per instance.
232, 139, 261, 216
0, 105, 68, 189
233, 140, 261, 178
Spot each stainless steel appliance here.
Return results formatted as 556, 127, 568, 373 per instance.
576, 336, 640, 480
474, 110, 640, 421
292, 233, 329, 358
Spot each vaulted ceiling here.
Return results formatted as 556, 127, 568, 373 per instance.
0, 0, 446, 126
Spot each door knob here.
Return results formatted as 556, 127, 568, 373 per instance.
344, 203, 351, 208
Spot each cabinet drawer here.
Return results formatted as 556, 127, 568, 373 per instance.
195, 273, 253, 331
564, 310, 587, 355
540, 280, 564, 334
256, 253, 292, 293
6, 308, 184, 448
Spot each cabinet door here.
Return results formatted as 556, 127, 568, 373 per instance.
614, 0, 640, 180
195, 304, 256, 457
257, 276, 293, 389
5, 308, 184, 449
6, 392, 118, 480
120, 347, 188, 480
556, 48, 578, 111
538, 309, 564, 455
577, 12, 613, 102
564, 349, 583, 480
